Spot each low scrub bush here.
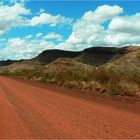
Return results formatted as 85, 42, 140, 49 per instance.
63, 81, 79, 89
106, 82, 140, 96
1, 58, 139, 97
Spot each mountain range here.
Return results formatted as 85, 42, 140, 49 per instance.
0, 46, 139, 96
0, 46, 139, 68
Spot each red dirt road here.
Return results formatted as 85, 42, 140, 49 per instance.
0, 76, 140, 139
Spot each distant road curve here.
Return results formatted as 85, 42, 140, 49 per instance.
0, 76, 140, 139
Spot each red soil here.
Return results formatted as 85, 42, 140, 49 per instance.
0, 76, 140, 139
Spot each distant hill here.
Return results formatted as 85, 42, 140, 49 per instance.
0, 46, 139, 68
75, 47, 120, 66
30, 49, 82, 65
0, 46, 139, 97
105, 46, 140, 67
0, 60, 24, 66
30, 46, 123, 66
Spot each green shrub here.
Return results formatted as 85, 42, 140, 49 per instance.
106, 82, 140, 96
1, 58, 139, 97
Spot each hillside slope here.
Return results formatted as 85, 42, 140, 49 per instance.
0, 46, 140, 68
0, 46, 139, 97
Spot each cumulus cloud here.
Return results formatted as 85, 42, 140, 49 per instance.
0, 30, 65, 60
0, 38, 7, 48
82, 5, 123, 23
109, 13, 140, 35
36, 33, 42, 38
25, 34, 32, 39
57, 5, 140, 51
0, 3, 30, 35
39, 8, 45, 14
0, 2, 72, 35
43, 32, 63, 42
0, 4, 140, 60
0, 37, 55, 60
29, 13, 73, 27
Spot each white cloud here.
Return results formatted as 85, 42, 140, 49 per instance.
36, 33, 42, 38
25, 34, 32, 39
0, 38, 7, 48
39, 8, 45, 13
0, 2, 72, 35
1, 4, 140, 60
82, 5, 123, 23
0, 37, 55, 60
109, 13, 140, 35
44, 32, 63, 41
29, 13, 73, 27
0, 3, 30, 35
57, 5, 140, 51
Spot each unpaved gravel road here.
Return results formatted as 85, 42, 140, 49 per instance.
0, 76, 140, 139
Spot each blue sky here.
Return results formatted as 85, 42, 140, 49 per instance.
0, 0, 140, 60
8, 1, 140, 39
